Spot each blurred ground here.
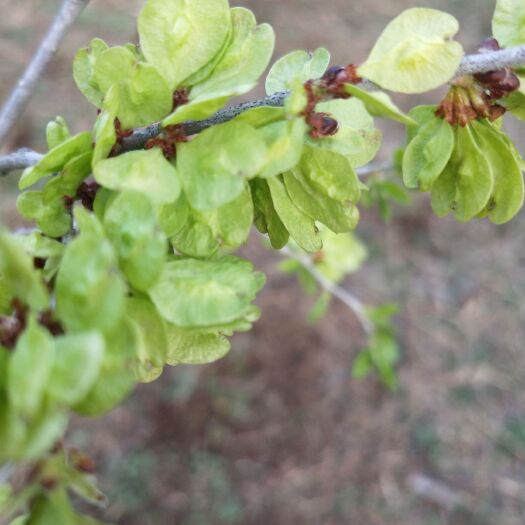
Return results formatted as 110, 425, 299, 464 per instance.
2, 1, 525, 524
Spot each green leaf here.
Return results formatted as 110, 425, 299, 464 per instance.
73, 38, 109, 107
257, 118, 308, 178
47, 333, 104, 405
27, 488, 76, 525
103, 62, 173, 128
162, 94, 231, 127
165, 325, 230, 365
92, 111, 116, 164
352, 350, 373, 378
315, 230, 368, 283
251, 178, 289, 249
93, 148, 180, 205
0, 231, 48, 310
358, 8, 464, 93
501, 90, 525, 121
308, 98, 382, 168
149, 256, 265, 328
18, 193, 71, 239
73, 324, 136, 417
11, 232, 64, 282
190, 7, 275, 99
19, 132, 93, 190
266, 48, 330, 95
402, 116, 455, 190
343, 84, 416, 125
46, 117, 70, 150
138, 0, 231, 89
104, 190, 167, 291
167, 183, 254, 257
18, 405, 68, 461
406, 105, 438, 142
283, 170, 360, 233
126, 297, 168, 382
176, 121, 267, 210
431, 126, 494, 221
493, 0, 525, 47
55, 207, 126, 333
8, 317, 54, 417
297, 146, 361, 202
92, 46, 136, 94
471, 120, 524, 224
267, 176, 322, 252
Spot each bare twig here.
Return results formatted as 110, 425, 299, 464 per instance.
0, 148, 43, 176
121, 91, 288, 151
455, 44, 525, 78
0, 0, 90, 147
279, 245, 374, 335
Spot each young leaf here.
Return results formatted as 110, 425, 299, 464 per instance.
493, 0, 525, 47
46, 116, 70, 150
102, 63, 173, 128
190, 7, 275, 100
402, 116, 455, 190
92, 111, 117, 164
471, 120, 524, 224
265, 47, 330, 95
19, 132, 93, 190
431, 126, 494, 221
283, 170, 360, 233
315, 230, 368, 283
126, 297, 168, 382
73, 323, 136, 417
251, 178, 290, 249
267, 176, 322, 252
343, 84, 416, 125
55, 208, 126, 333
73, 38, 109, 107
297, 146, 361, 202
149, 256, 265, 328
8, 317, 55, 417
93, 148, 180, 205
47, 333, 105, 405
165, 325, 230, 365
138, 0, 231, 89
308, 98, 382, 168
0, 231, 49, 311
176, 121, 267, 210
358, 8, 464, 93
103, 190, 167, 291
257, 118, 307, 178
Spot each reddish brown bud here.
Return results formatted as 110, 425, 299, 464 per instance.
477, 37, 500, 53
308, 112, 339, 139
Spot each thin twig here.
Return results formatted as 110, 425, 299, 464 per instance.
0, 0, 90, 147
454, 44, 525, 78
279, 245, 374, 335
0, 148, 43, 176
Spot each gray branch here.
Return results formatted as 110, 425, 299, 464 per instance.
3, 44, 525, 176
455, 44, 525, 78
0, 0, 90, 147
0, 148, 43, 176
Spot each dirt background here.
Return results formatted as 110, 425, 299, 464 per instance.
2, 1, 525, 524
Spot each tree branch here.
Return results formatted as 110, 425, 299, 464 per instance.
0, 148, 43, 176
121, 44, 525, 150
0, 0, 90, 147
2, 44, 525, 175
279, 245, 375, 335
